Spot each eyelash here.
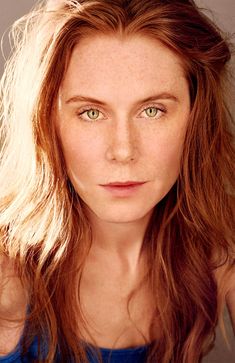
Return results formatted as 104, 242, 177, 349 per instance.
76, 104, 166, 122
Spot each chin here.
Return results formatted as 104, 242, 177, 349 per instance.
91, 206, 154, 224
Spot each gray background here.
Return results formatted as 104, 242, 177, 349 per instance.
0, 1, 234, 362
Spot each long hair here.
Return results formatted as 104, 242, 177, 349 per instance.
0, 0, 234, 362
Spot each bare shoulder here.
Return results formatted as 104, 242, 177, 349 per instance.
0, 254, 28, 311
0, 253, 17, 278
0, 254, 28, 356
224, 265, 235, 334
213, 257, 235, 334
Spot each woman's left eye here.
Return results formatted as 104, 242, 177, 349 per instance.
141, 106, 166, 119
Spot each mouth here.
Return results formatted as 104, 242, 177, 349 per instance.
101, 181, 146, 187
99, 181, 147, 197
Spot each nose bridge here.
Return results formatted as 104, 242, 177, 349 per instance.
106, 115, 139, 162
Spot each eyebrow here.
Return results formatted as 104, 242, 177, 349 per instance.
65, 92, 179, 106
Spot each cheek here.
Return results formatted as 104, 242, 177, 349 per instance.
148, 128, 185, 177
59, 127, 103, 178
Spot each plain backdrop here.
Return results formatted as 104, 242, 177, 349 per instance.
0, 1, 235, 362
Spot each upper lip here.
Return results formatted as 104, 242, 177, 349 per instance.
101, 181, 146, 186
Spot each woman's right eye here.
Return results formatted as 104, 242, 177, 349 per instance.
77, 108, 102, 121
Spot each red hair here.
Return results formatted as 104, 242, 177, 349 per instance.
0, 1, 234, 362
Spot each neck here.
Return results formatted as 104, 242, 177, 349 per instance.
85, 208, 153, 274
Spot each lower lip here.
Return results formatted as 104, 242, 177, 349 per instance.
100, 183, 146, 197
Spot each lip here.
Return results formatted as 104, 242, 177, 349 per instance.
101, 181, 146, 186
100, 182, 147, 197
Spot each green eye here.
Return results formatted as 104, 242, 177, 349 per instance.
145, 107, 159, 117
87, 109, 100, 119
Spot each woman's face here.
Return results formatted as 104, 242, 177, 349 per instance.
56, 34, 190, 223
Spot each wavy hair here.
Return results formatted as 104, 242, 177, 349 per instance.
0, 0, 234, 362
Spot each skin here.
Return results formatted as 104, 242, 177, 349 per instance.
55, 34, 192, 347
0, 256, 28, 355
227, 290, 235, 335
55, 34, 191, 274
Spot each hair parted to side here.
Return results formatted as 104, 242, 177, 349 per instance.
0, 0, 234, 362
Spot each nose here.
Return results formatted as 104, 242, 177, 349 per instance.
105, 118, 139, 163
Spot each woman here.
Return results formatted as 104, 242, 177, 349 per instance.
0, 0, 234, 362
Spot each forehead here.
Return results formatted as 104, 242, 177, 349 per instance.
60, 34, 186, 98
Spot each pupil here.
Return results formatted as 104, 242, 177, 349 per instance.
89, 110, 97, 118
148, 107, 156, 116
